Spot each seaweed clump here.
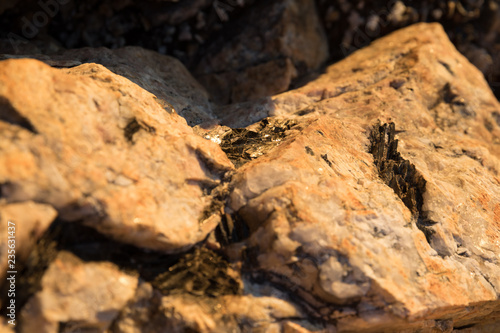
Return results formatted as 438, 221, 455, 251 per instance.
219, 118, 297, 168
153, 247, 241, 297
369, 122, 426, 218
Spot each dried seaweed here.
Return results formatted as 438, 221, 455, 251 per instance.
369, 122, 440, 243
369, 122, 427, 217
219, 118, 297, 168
153, 247, 241, 297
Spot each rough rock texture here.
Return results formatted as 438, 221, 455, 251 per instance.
1, 21, 499, 333
217, 22, 500, 331
1, 46, 216, 126
0, 58, 233, 252
19, 251, 138, 333
194, 0, 329, 104
0, 201, 56, 281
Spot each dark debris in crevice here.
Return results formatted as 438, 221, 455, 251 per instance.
438, 60, 455, 76
196, 172, 251, 245
219, 117, 297, 168
197, 174, 230, 225
321, 153, 333, 168
215, 211, 250, 246
0, 96, 37, 134
124, 118, 141, 143
369, 122, 426, 217
124, 118, 156, 143
369, 121, 437, 244
152, 247, 241, 298
7, 217, 242, 315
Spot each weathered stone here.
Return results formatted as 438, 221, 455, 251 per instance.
195, 0, 329, 104
1, 46, 216, 125
218, 22, 500, 331
3, 20, 500, 333
19, 251, 138, 333
0, 201, 57, 281
0, 58, 233, 252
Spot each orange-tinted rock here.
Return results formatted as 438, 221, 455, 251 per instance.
0, 58, 233, 252
2, 46, 216, 126
221, 23, 500, 331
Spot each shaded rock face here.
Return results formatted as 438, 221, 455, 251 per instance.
0, 22, 499, 333
194, 0, 329, 104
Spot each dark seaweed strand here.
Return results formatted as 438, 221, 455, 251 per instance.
369, 122, 433, 240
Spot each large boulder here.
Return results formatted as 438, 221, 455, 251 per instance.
0, 58, 233, 252
216, 22, 500, 331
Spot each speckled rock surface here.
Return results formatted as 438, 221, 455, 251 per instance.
0, 58, 233, 252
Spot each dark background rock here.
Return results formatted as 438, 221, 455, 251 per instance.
1, 0, 500, 101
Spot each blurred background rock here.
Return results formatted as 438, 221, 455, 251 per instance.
1, 0, 499, 100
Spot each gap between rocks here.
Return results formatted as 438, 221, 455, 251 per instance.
4, 218, 243, 318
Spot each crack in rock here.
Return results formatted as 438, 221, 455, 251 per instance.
0, 96, 37, 134
369, 122, 438, 244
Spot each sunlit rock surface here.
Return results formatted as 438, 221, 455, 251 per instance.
1, 46, 216, 126
218, 22, 500, 331
0, 58, 233, 252
0, 22, 498, 332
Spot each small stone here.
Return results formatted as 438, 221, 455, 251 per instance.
19, 251, 138, 333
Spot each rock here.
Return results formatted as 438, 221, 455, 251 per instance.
1, 46, 216, 126
0, 58, 233, 252
112, 280, 313, 333
218, 22, 500, 331
194, 0, 329, 104
0, 201, 57, 281
3, 20, 500, 332
19, 251, 138, 333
